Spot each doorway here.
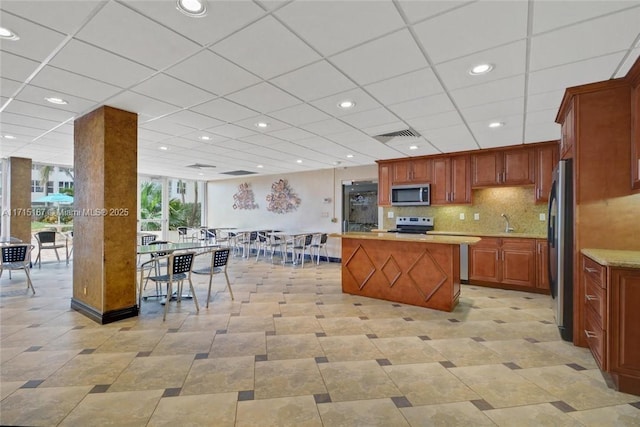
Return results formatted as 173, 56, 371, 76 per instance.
342, 180, 378, 232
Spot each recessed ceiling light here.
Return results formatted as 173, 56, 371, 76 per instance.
488, 121, 504, 128
257, 164, 264, 169
44, 97, 68, 105
409, 145, 418, 150
338, 100, 356, 109
0, 27, 19, 40
469, 63, 494, 75
255, 122, 269, 128
159, 146, 168, 151
2, 135, 17, 139
296, 159, 303, 164
199, 135, 211, 141
176, 0, 207, 17
346, 154, 354, 158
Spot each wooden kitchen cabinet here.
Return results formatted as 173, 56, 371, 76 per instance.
471, 147, 535, 188
392, 158, 432, 184
469, 237, 538, 291
631, 71, 640, 192
378, 162, 391, 206
534, 142, 559, 203
536, 239, 550, 290
581, 252, 640, 395
431, 154, 471, 205
560, 98, 575, 160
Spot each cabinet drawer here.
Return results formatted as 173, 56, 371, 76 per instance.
583, 256, 605, 287
584, 274, 606, 329
585, 306, 606, 370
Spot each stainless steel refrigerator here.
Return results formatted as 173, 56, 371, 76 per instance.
548, 159, 573, 341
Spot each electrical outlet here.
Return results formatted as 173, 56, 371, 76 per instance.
539, 213, 546, 221
387, 211, 394, 218
474, 213, 480, 221
459, 213, 465, 220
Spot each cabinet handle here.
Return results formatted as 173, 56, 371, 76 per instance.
585, 294, 598, 302
584, 330, 597, 339
584, 267, 598, 274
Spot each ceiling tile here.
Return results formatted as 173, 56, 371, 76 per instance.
226, 82, 301, 113
166, 50, 261, 96
529, 8, 640, 71
4, 99, 75, 123
126, 0, 265, 46
50, 39, 155, 88
616, 49, 640, 77
163, 110, 224, 130
106, 91, 180, 118
30, 65, 121, 102
233, 115, 290, 134
138, 128, 172, 143
340, 108, 399, 130
524, 121, 561, 143
435, 40, 526, 91
301, 118, 354, 136
0, 11, 67, 62
397, 1, 471, 24
528, 52, 627, 95
0, 51, 40, 82
132, 73, 214, 108
387, 93, 455, 120
449, 75, 525, 109
270, 60, 355, 101
470, 116, 524, 148
526, 90, 565, 113
460, 97, 524, 124
240, 133, 287, 147
1, 77, 21, 99
0, 112, 60, 131
211, 16, 320, 79
385, 138, 439, 157
532, 1, 639, 35
331, 29, 428, 86
413, 1, 528, 64
191, 98, 257, 123
207, 123, 256, 139
405, 111, 464, 133
267, 127, 316, 141
140, 120, 197, 136
0, 0, 103, 34
364, 67, 441, 106
310, 88, 382, 117
75, 1, 201, 70
275, 1, 405, 56
15, 84, 97, 115
268, 103, 331, 126
362, 121, 408, 138
423, 124, 479, 153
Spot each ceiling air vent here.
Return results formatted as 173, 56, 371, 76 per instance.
220, 170, 257, 176
373, 127, 421, 143
186, 163, 216, 169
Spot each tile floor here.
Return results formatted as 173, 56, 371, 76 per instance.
1, 250, 639, 426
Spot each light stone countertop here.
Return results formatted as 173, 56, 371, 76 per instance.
581, 248, 640, 269
330, 232, 481, 245
426, 230, 546, 239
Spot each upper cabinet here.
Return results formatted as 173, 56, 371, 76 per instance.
391, 158, 432, 184
471, 147, 535, 188
631, 61, 640, 192
560, 98, 575, 160
378, 163, 391, 206
534, 142, 559, 204
431, 154, 471, 205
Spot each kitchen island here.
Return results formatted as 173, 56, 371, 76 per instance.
330, 232, 481, 312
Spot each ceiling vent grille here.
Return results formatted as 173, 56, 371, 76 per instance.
220, 170, 257, 176
373, 127, 421, 143
186, 163, 216, 169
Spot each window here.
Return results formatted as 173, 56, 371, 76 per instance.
58, 181, 73, 190
177, 181, 186, 195
47, 181, 54, 194
31, 180, 43, 192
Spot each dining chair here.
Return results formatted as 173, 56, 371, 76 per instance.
34, 231, 68, 268
310, 233, 329, 264
256, 231, 284, 264
238, 231, 258, 258
192, 248, 233, 308
137, 234, 157, 265
0, 244, 36, 294
177, 227, 193, 242
292, 234, 314, 267
145, 251, 199, 321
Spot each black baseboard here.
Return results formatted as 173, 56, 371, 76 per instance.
71, 298, 138, 325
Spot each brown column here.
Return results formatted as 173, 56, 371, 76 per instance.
71, 106, 138, 324
4, 157, 32, 243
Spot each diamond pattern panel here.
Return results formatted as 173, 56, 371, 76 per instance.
381, 255, 402, 288
407, 249, 448, 303
344, 244, 376, 290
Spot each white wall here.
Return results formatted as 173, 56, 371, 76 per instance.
206, 165, 378, 259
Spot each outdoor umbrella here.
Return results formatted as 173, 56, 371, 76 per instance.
34, 193, 74, 224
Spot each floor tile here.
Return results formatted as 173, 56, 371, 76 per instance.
318, 360, 402, 402
181, 355, 255, 395
254, 358, 326, 399
318, 398, 410, 427
147, 392, 237, 427
400, 401, 495, 426
485, 402, 583, 426
236, 395, 322, 427
0, 385, 92, 426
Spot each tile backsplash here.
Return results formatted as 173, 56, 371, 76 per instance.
382, 187, 547, 235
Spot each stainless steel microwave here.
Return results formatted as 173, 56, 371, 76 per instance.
391, 184, 430, 206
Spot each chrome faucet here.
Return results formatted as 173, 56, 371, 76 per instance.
501, 213, 514, 233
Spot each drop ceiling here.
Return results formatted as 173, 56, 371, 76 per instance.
1, 0, 639, 181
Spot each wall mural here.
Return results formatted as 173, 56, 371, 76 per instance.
266, 179, 301, 214
232, 182, 259, 210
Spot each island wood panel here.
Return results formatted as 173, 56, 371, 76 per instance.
340, 237, 460, 312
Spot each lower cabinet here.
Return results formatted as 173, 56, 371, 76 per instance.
581, 253, 640, 395
536, 239, 550, 290
469, 237, 546, 292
